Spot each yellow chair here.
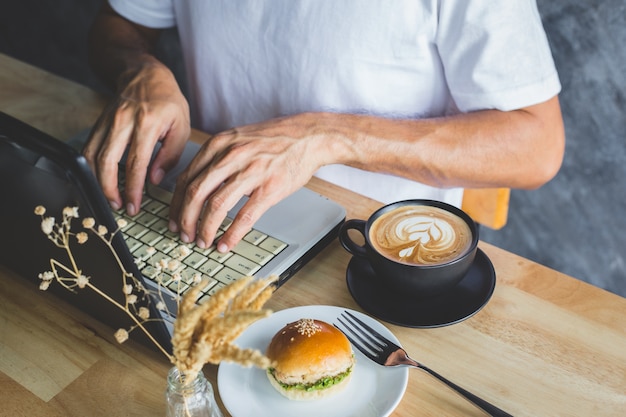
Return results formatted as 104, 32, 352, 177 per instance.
461, 188, 510, 230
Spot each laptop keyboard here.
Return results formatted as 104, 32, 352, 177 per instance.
113, 180, 287, 305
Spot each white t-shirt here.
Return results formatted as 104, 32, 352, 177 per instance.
108, 0, 561, 206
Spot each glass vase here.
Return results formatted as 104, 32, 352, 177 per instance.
165, 367, 224, 417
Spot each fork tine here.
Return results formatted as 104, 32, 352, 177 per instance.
343, 311, 399, 350
340, 313, 386, 352
335, 317, 380, 363
336, 317, 379, 353
337, 312, 385, 351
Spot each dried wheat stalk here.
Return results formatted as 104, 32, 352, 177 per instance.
171, 275, 278, 382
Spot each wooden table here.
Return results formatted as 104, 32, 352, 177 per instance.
1, 53, 625, 416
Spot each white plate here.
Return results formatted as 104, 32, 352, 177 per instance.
217, 305, 409, 417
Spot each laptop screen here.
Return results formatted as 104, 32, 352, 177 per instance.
0, 112, 172, 352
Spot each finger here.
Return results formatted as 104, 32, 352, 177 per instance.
175, 162, 233, 245
122, 100, 188, 213
149, 120, 189, 185
82, 118, 107, 170
191, 182, 244, 250
214, 192, 276, 253
123, 121, 164, 215
93, 98, 149, 211
97, 118, 136, 211
168, 138, 221, 233
98, 138, 128, 211
83, 116, 124, 210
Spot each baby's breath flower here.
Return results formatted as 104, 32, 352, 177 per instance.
138, 307, 150, 320
76, 232, 88, 244
82, 217, 95, 228
41, 217, 55, 235
63, 206, 79, 218
114, 328, 129, 344
76, 274, 89, 289
34, 202, 184, 362
39, 271, 55, 281
192, 273, 202, 285
178, 246, 191, 257
168, 260, 181, 272
172, 272, 182, 282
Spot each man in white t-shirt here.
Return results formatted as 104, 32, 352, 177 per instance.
84, 0, 565, 254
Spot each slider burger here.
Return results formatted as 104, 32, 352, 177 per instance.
266, 318, 355, 400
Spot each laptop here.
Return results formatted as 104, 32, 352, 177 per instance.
0, 111, 345, 353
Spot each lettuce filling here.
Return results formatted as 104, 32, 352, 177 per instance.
268, 366, 353, 392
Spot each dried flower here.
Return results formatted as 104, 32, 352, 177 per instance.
82, 217, 95, 228
116, 218, 127, 228
39, 271, 54, 281
178, 246, 191, 257
34, 204, 278, 377
76, 274, 89, 289
41, 217, 55, 235
63, 207, 79, 218
171, 275, 278, 382
76, 232, 88, 244
138, 307, 150, 320
34, 205, 174, 359
168, 260, 181, 272
114, 328, 129, 344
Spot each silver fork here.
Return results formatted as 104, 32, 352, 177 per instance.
336, 311, 513, 417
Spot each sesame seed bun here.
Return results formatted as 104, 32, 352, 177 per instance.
266, 318, 354, 401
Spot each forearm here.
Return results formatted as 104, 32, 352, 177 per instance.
315, 96, 565, 190
88, 3, 164, 90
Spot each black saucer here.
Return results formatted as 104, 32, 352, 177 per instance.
346, 249, 496, 328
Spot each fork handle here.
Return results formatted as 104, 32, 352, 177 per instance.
417, 364, 514, 417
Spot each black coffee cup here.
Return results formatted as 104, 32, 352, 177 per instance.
339, 200, 479, 297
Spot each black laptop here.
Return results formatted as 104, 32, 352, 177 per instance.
0, 111, 345, 353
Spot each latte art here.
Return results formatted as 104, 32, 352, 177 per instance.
369, 205, 472, 266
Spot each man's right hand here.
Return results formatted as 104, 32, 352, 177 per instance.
84, 3, 191, 216
83, 58, 190, 216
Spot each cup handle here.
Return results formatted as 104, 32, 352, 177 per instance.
338, 219, 368, 258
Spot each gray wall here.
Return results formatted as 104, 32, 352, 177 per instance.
481, 1, 626, 297
1, 1, 624, 297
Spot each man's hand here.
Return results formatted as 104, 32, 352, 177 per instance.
84, 3, 190, 216
168, 113, 329, 253
83, 61, 190, 215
